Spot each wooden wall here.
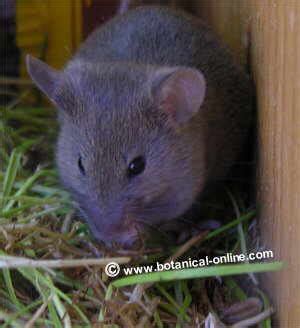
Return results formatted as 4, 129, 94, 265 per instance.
194, 1, 300, 325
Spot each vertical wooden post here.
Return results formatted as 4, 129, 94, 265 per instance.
195, 1, 300, 325
254, 2, 300, 324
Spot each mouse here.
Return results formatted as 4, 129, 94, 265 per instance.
26, 5, 253, 248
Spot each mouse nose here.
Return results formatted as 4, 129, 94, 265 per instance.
117, 216, 140, 247
83, 201, 142, 248
92, 222, 139, 248
117, 230, 139, 248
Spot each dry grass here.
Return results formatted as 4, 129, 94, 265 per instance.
0, 102, 281, 327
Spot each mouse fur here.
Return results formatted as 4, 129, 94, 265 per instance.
26, 6, 253, 247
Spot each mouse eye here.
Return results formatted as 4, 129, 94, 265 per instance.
127, 156, 145, 177
78, 156, 85, 175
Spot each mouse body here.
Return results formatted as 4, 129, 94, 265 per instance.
27, 6, 252, 247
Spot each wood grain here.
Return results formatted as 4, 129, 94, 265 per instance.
195, 0, 300, 325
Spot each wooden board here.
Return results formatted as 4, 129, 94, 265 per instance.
195, 1, 300, 325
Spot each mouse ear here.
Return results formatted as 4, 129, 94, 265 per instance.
151, 67, 206, 127
26, 54, 61, 104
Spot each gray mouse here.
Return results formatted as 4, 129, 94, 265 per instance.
26, 6, 252, 247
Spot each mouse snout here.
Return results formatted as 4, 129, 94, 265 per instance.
80, 199, 143, 248
116, 227, 140, 248
93, 212, 141, 248
91, 221, 140, 248
112, 215, 141, 247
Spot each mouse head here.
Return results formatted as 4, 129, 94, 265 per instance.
27, 55, 207, 247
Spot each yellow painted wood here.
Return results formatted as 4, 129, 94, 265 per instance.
16, 0, 82, 103
16, 0, 48, 79
17, 0, 82, 79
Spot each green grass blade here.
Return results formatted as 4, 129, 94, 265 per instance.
112, 262, 283, 288
1, 149, 22, 208
2, 269, 22, 311
48, 300, 63, 328
3, 169, 52, 212
224, 277, 247, 301
156, 283, 190, 323
2, 299, 43, 328
204, 209, 256, 241
256, 288, 272, 328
